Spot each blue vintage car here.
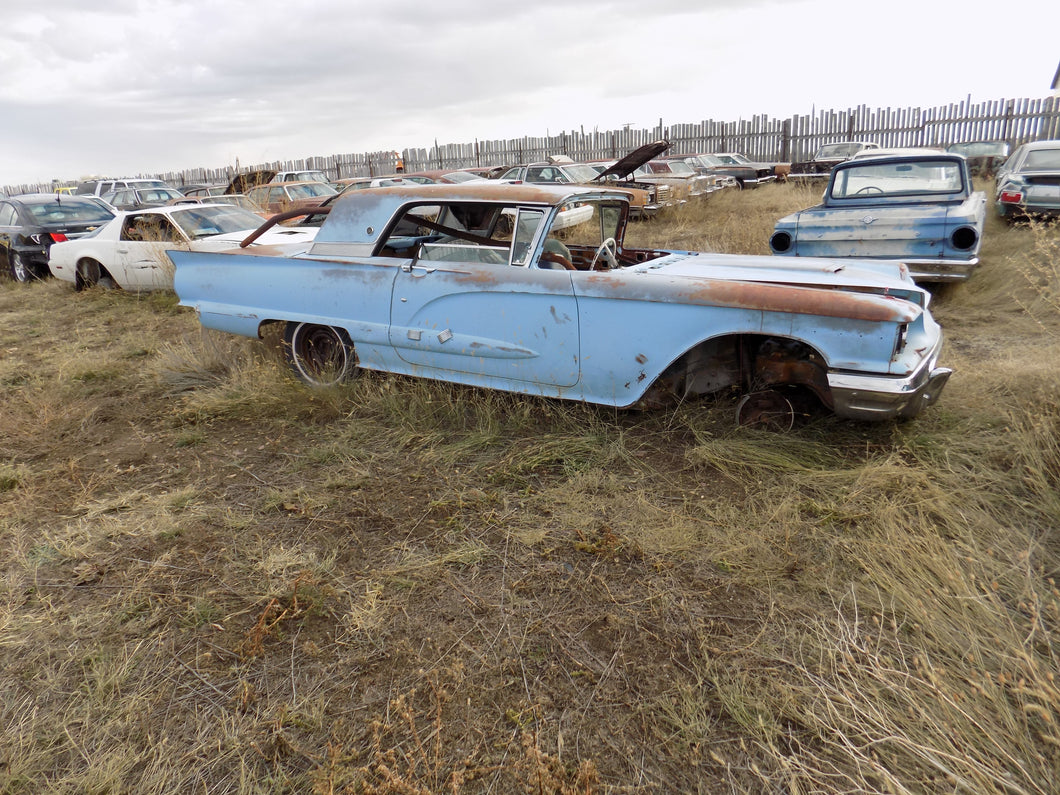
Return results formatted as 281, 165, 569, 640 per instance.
769, 152, 986, 283
169, 183, 951, 424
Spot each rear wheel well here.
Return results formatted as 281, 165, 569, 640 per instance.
75, 258, 112, 291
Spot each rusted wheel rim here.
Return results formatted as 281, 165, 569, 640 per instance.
736, 390, 795, 431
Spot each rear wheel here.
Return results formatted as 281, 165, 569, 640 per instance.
76, 259, 109, 290
10, 252, 38, 282
282, 322, 357, 386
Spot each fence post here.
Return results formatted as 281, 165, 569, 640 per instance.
780, 119, 791, 161
1003, 99, 1015, 145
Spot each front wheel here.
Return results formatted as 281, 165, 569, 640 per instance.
736, 390, 795, 431
282, 322, 357, 386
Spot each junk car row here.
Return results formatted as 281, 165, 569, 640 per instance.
5, 137, 1058, 427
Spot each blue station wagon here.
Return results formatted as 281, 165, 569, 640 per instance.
769, 153, 986, 283
169, 183, 951, 425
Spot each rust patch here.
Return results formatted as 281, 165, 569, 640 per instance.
550, 305, 572, 324
578, 274, 920, 324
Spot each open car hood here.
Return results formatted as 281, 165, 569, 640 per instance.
226, 170, 277, 195
595, 140, 672, 180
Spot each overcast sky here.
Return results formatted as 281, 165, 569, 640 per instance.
1, 0, 1056, 187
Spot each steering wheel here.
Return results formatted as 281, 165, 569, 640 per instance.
539, 251, 575, 270
589, 237, 618, 271
854, 186, 883, 195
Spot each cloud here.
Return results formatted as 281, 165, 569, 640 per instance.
0, 0, 1056, 188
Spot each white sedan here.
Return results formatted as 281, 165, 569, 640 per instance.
48, 203, 318, 291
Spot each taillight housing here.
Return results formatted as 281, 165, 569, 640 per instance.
892, 323, 909, 359
28, 232, 68, 245
998, 190, 1023, 204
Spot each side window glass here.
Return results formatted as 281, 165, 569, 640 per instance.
157, 218, 183, 242
120, 217, 142, 241
0, 203, 18, 226
415, 203, 512, 266
511, 209, 544, 266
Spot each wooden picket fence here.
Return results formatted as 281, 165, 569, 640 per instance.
11, 95, 1060, 194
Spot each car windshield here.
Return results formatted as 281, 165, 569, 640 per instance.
816, 143, 866, 159
665, 162, 696, 176
383, 198, 625, 270
830, 160, 964, 199
26, 198, 115, 224
441, 171, 480, 183
289, 182, 339, 199
948, 142, 1007, 157
142, 188, 184, 202
169, 205, 265, 238
128, 180, 169, 190
563, 164, 603, 182
1024, 148, 1060, 170
201, 195, 264, 213
695, 154, 723, 167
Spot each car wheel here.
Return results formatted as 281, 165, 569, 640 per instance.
76, 259, 106, 290
283, 322, 357, 386
736, 389, 795, 431
10, 252, 38, 282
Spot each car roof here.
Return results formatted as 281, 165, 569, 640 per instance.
1019, 139, 1060, 150
331, 182, 628, 204
852, 147, 946, 159
9, 192, 103, 203
121, 204, 234, 217
311, 183, 631, 251
259, 180, 330, 187
835, 152, 965, 168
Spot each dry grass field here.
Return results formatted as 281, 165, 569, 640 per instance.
1, 184, 1058, 793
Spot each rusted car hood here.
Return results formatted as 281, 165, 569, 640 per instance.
636, 250, 920, 292
623, 252, 925, 322
227, 170, 277, 195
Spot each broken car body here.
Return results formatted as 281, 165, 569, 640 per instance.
48, 204, 318, 291
788, 141, 881, 182
770, 152, 986, 283
170, 183, 951, 423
